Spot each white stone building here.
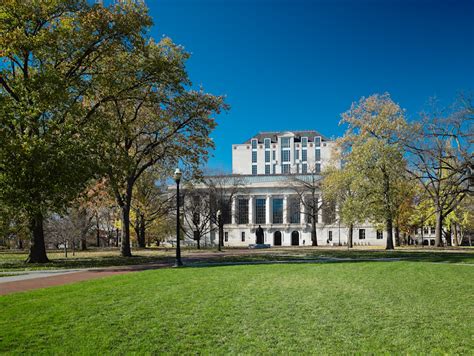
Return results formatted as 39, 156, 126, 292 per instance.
180, 130, 387, 247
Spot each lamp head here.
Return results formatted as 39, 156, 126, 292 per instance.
174, 168, 182, 183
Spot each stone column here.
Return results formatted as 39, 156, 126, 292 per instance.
283, 195, 288, 224
231, 196, 237, 225
300, 196, 306, 225
318, 196, 323, 224
266, 195, 271, 225
248, 196, 254, 225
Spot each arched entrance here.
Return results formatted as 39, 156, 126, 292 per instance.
291, 231, 299, 246
274, 231, 282, 246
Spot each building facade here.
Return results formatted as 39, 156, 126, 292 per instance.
179, 130, 386, 247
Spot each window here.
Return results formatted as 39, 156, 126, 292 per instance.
237, 199, 249, 224
282, 164, 290, 174
224, 232, 228, 242
289, 198, 300, 224
272, 150, 276, 160
315, 149, 321, 161
255, 198, 266, 224
251, 139, 257, 149
264, 138, 270, 149
252, 165, 257, 175
272, 198, 283, 224
328, 231, 333, 241
265, 150, 270, 163
315, 163, 321, 173
314, 136, 321, 147
430, 227, 435, 234
423, 227, 429, 235
302, 150, 307, 162
376, 230, 383, 239
295, 149, 299, 160
359, 229, 366, 240
322, 201, 336, 224
282, 150, 290, 162
302, 137, 308, 147
265, 165, 270, 175
241, 231, 245, 242
281, 137, 290, 148
252, 151, 257, 163
301, 163, 307, 174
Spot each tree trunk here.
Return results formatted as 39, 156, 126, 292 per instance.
434, 209, 443, 247
18, 238, 23, 250
138, 214, 146, 248
395, 226, 400, 247
453, 223, 458, 247
96, 219, 100, 247
26, 212, 49, 263
80, 236, 87, 251
218, 223, 223, 251
386, 218, 394, 250
311, 217, 318, 246
446, 228, 452, 247
134, 214, 141, 247
348, 224, 353, 248
120, 204, 132, 257
197, 238, 201, 249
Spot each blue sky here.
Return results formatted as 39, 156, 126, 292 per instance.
147, 0, 474, 172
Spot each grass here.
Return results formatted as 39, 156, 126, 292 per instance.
1, 247, 473, 271
1, 261, 473, 354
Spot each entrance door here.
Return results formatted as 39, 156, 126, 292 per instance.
274, 231, 282, 246
291, 231, 299, 246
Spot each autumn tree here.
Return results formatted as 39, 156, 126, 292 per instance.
0, 0, 152, 262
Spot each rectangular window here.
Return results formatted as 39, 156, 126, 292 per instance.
359, 229, 366, 240
252, 151, 257, 163
302, 163, 307, 174
272, 198, 283, 224
423, 227, 429, 235
265, 165, 270, 175
314, 136, 321, 147
281, 137, 290, 148
219, 198, 232, 224
322, 201, 336, 224
295, 149, 299, 160
255, 198, 266, 224
265, 150, 270, 162
264, 138, 270, 149
224, 232, 228, 242
237, 199, 249, 224
241, 231, 245, 242
252, 165, 257, 175
281, 150, 290, 162
302, 137, 308, 147
302, 150, 307, 162
376, 230, 383, 239
315, 163, 321, 173
430, 227, 435, 234
289, 198, 300, 224
282, 164, 290, 174
251, 139, 257, 149
272, 150, 276, 160
328, 231, 333, 241
315, 149, 321, 161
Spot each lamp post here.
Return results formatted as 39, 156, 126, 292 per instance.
216, 209, 222, 252
174, 168, 183, 267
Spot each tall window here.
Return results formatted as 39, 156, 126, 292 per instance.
272, 198, 283, 224
302, 150, 307, 162
328, 231, 333, 241
359, 229, 366, 240
251, 139, 257, 149
322, 201, 336, 224
281, 137, 290, 165
295, 149, 299, 160
237, 199, 249, 224
265, 165, 270, 175
302, 137, 308, 147
255, 198, 266, 224
282, 164, 290, 174
265, 150, 270, 162
376, 230, 383, 239
252, 165, 257, 175
315, 149, 321, 161
272, 150, 276, 160
315, 163, 321, 173
224, 232, 228, 242
282, 150, 290, 162
264, 138, 270, 149
241, 231, 245, 242
302, 163, 307, 174
314, 136, 321, 147
252, 151, 257, 163
289, 198, 300, 224
281, 137, 290, 148
219, 198, 232, 224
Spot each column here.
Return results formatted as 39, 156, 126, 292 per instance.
318, 196, 323, 224
248, 196, 254, 225
300, 196, 305, 225
265, 195, 271, 225
283, 195, 288, 224
231, 196, 237, 225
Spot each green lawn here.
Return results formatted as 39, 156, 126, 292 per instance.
1, 261, 473, 354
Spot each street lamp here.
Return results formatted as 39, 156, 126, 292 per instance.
174, 168, 183, 267
216, 209, 222, 252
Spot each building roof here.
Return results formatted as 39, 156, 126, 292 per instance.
243, 130, 328, 144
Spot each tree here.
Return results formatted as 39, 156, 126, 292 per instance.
403, 99, 473, 247
182, 186, 213, 249
0, 0, 152, 262
339, 93, 410, 250
95, 37, 228, 257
